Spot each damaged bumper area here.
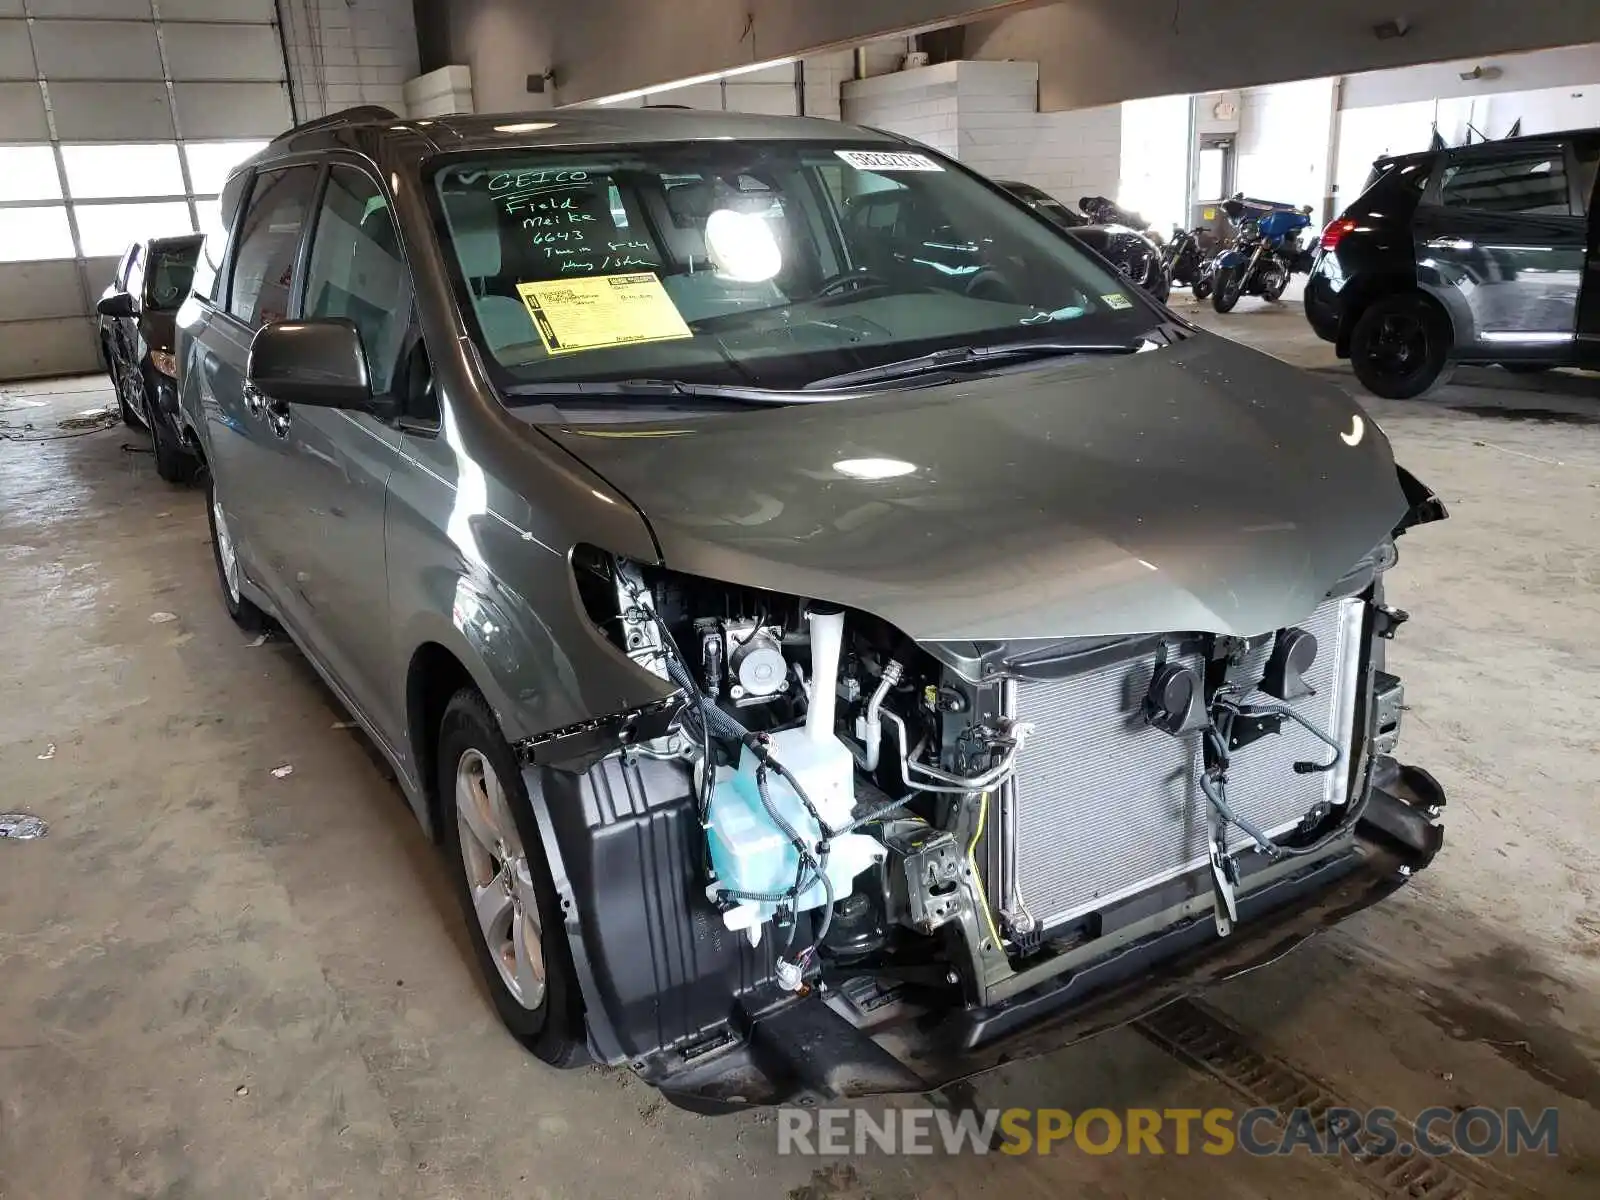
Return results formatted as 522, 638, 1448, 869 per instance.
528, 756, 1442, 1112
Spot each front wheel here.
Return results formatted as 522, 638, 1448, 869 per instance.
1349, 293, 1454, 400
1192, 274, 1213, 301
1212, 266, 1243, 313
438, 688, 587, 1066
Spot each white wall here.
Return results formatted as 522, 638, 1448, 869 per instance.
839, 60, 1121, 199
279, 0, 419, 120
1235, 78, 1337, 214
964, 0, 1600, 115
1341, 43, 1600, 110
1331, 43, 1600, 206
841, 61, 961, 157
1119, 94, 1191, 233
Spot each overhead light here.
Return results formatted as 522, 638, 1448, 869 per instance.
591, 57, 796, 106
833, 457, 916, 480
494, 121, 557, 133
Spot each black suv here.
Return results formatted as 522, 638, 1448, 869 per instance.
98, 234, 204, 482
1306, 128, 1600, 397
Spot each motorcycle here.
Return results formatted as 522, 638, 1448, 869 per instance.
1163, 225, 1210, 296
1077, 195, 1151, 231
1210, 196, 1315, 314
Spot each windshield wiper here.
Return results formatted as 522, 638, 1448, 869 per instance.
501, 378, 818, 406
801, 340, 1141, 391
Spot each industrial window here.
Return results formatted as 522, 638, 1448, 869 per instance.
0, 205, 75, 262
0, 145, 64, 202
1439, 153, 1572, 217
74, 201, 194, 257
0, 7, 292, 378
226, 166, 319, 329
185, 141, 271, 196
61, 144, 186, 200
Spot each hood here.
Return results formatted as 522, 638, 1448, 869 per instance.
137, 309, 178, 353
544, 333, 1407, 641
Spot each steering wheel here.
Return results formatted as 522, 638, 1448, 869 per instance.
963, 268, 1018, 303
812, 269, 892, 299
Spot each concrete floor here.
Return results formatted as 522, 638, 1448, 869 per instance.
2, 299, 1598, 1199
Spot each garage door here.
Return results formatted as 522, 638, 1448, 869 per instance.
0, 0, 293, 380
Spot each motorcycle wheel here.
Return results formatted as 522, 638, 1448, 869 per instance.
1192, 275, 1213, 301
1212, 267, 1242, 313
1259, 266, 1289, 302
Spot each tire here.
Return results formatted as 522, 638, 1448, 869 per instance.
437, 688, 587, 1067
1259, 266, 1289, 303
205, 473, 265, 631
1212, 267, 1242, 313
112, 353, 141, 428
1350, 292, 1454, 400
1192, 275, 1213, 301
149, 397, 199, 485
1141, 257, 1171, 305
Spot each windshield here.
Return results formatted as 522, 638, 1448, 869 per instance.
145, 240, 200, 310
426, 141, 1159, 394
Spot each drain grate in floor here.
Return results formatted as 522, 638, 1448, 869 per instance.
1134, 998, 1515, 1200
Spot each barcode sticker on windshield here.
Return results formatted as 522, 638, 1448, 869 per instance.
835, 149, 943, 173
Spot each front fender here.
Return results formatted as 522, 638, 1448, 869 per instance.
1215, 248, 1247, 270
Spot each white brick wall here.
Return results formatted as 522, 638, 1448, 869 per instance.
839, 61, 1122, 200
279, 0, 420, 121
841, 63, 962, 157
954, 62, 1123, 201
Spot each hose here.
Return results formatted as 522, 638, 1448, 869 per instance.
880, 710, 1030, 794
861, 660, 903, 772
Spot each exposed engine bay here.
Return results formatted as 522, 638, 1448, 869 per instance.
571, 538, 1419, 1012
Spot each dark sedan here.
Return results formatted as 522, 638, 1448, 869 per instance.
1000, 180, 1170, 303
98, 234, 203, 483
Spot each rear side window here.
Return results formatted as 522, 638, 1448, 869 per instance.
145, 241, 199, 310
1364, 159, 1430, 196
1439, 153, 1571, 216
227, 165, 320, 328
302, 165, 412, 395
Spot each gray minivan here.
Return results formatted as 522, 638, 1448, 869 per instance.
177, 105, 1450, 1111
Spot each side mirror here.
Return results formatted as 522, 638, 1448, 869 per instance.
248, 319, 377, 412
97, 291, 135, 318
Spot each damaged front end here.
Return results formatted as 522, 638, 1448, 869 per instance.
515, 483, 1448, 1112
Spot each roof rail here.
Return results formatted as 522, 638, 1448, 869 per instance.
272, 105, 399, 143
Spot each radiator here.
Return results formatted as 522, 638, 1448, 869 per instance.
999, 597, 1365, 931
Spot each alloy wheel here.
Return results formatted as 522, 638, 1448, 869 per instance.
1370, 313, 1425, 375
212, 498, 241, 604
455, 748, 546, 1011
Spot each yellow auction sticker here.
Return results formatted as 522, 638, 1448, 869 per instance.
516, 273, 693, 356
1101, 293, 1133, 310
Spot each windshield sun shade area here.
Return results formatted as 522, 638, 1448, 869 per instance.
427, 142, 1158, 394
